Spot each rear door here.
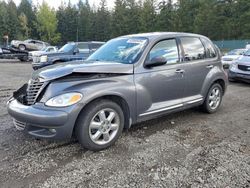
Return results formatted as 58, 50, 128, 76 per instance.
179, 37, 217, 102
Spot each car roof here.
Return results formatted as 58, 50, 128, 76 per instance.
120, 32, 207, 40
68, 41, 105, 44
230, 48, 247, 51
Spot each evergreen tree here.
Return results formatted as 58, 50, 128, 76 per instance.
57, 2, 78, 44
5, 0, 20, 40
78, 0, 92, 41
156, 0, 174, 32
112, 0, 128, 37
0, 1, 8, 43
36, 1, 60, 44
139, 0, 156, 32
175, 0, 200, 32
18, 13, 29, 39
18, 0, 36, 38
94, 0, 111, 41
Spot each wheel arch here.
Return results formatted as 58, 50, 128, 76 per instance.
213, 79, 226, 95
201, 70, 228, 97
75, 94, 132, 132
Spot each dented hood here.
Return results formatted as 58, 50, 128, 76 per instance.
32, 61, 134, 81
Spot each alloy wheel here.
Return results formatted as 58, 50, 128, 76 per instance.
208, 87, 221, 110
89, 108, 120, 145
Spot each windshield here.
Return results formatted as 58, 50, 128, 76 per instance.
41, 46, 48, 51
244, 49, 250, 56
87, 37, 148, 64
59, 44, 75, 53
227, 49, 245, 55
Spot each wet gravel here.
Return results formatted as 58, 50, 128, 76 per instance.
0, 61, 249, 188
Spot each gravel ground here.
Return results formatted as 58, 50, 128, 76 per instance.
0, 60, 249, 188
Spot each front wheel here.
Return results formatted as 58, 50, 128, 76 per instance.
75, 99, 124, 151
201, 83, 223, 113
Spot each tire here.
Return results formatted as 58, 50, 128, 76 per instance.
18, 44, 26, 51
19, 56, 28, 62
75, 99, 125, 151
201, 83, 223, 114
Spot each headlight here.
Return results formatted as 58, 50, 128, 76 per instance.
40, 55, 48, 63
45, 92, 83, 107
230, 62, 237, 69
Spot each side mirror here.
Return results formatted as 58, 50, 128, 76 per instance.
145, 56, 167, 68
73, 48, 79, 54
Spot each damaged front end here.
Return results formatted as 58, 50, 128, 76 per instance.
12, 78, 47, 106
12, 83, 28, 105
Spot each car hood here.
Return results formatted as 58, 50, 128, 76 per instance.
37, 51, 68, 57
236, 56, 250, 65
32, 61, 134, 81
29, 50, 43, 56
222, 55, 240, 60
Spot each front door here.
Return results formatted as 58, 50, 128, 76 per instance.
135, 38, 186, 119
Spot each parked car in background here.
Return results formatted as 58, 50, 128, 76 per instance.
28, 46, 58, 61
221, 48, 247, 68
228, 49, 250, 83
32, 41, 105, 70
246, 44, 250, 49
11, 39, 49, 51
7, 32, 227, 151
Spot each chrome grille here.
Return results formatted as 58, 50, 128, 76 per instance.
32, 56, 40, 63
26, 79, 44, 105
238, 64, 250, 71
13, 119, 26, 131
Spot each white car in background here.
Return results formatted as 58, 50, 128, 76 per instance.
221, 49, 247, 68
28, 46, 58, 61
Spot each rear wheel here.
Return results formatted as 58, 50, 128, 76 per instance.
75, 99, 124, 151
202, 83, 223, 113
18, 44, 26, 51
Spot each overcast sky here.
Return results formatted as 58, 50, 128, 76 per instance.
10, 0, 116, 9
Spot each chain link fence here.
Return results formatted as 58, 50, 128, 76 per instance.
213, 40, 250, 52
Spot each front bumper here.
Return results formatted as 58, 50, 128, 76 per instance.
228, 70, 250, 83
7, 98, 81, 140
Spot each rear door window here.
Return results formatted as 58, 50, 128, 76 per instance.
180, 37, 206, 61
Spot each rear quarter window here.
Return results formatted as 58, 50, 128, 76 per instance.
201, 38, 217, 58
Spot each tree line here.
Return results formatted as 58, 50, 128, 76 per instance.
0, 0, 249, 45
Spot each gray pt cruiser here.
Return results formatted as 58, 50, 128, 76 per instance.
7, 32, 228, 151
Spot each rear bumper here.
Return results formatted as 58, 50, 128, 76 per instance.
7, 98, 81, 140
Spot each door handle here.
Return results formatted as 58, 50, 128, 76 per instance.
175, 69, 185, 74
206, 65, 214, 69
